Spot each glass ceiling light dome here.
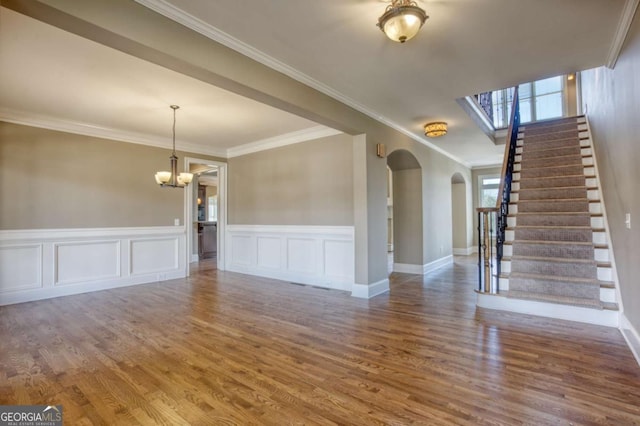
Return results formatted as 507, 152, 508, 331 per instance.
377, 0, 428, 43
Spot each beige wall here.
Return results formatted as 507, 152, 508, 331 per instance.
392, 168, 423, 265
0, 121, 222, 229
227, 133, 354, 226
580, 12, 640, 333
452, 183, 467, 249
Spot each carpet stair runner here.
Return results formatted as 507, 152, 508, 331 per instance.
501, 116, 617, 310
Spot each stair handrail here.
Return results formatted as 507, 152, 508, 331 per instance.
494, 86, 521, 287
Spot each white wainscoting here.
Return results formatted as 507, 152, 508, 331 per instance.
0, 227, 186, 306
225, 225, 354, 291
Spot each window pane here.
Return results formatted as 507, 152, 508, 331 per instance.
535, 76, 562, 95
481, 189, 498, 207
519, 82, 533, 100
519, 97, 532, 123
536, 92, 563, 120
483, 178, 500, 186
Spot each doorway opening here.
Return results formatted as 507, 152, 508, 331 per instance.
184, 157, 227, 275
386, 149, 423, 274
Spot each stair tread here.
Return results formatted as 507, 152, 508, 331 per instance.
512, 185, 589, 192
511, 198, 590, 203
500, 272, 612, 288
510, 240, 593, 246
508, 255, 596, 264
507, 225, 592, 230
510, 212, 592, 216
514, 174, 596, 182
509, 272, 598, 284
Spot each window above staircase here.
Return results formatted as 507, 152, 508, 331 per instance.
458, 73, 579, 145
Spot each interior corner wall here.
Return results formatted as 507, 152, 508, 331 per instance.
580, 10, 640, 334
0, 122, 221, 229
227, 133, 354, 226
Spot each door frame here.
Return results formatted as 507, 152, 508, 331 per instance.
183, 157, 227, 274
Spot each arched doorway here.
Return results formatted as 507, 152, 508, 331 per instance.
387, 149, 423, 274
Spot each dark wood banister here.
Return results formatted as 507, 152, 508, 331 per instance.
477, 87, 520, 293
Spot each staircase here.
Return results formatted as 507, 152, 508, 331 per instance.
479, 116, 620, 326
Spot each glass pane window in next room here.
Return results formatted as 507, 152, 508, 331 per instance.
480, 176, 500, 207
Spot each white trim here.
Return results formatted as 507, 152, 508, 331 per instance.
133, 0, 471, 168
453, 247, 474, 256
424, 255, 453, 274
225, 225, 354, 291
0, 108, 227, 158
476, 293, 620, 327
394, 255, 453, 274
351, 279, 390, 299
183, 157, 227, 271
0, 226, 187, 306
606, 0, 640, 68
620, 313, 640, 367
393, 263, 423, 274
227, 126, 342, 158
0, 226, 183, 241
583, 118, 623, 311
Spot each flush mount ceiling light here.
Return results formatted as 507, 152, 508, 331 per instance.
424, 122, 448, 137
154, 105, 193, 188
377, 0, 428, 43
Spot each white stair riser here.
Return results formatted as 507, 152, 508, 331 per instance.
499, 277, 509, 290
578, 123, 587, 131
600, 287, 616, 303
590, 203, 602, 214
587, 189, 599, 200
512, 182, 520, 191
507, 217, 517, 227
583, 157, 594, 166
501, 260, 511, 273
595, 248, 610, 262
579, 131, 590, 138
591, 216, 604, 228
584, 166, 595, 175
586, 178, 597, 187
506, 230, 514, 241
593, 232, 607, 244
598, 267, 612, 282
510, 204, 518, 214
582, 148, 592, 156
503, 245, 513, 257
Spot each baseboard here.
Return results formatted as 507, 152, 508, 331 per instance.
351, 279, 390, 299
476, 292, 619, 327
620, 313, 640, 367
424, 255, 453, 274
394, 256, 453, 275
190, 254, 199, 263
393, 263, 423, 274
0, 269, 186, 306
453, 247, 474, 256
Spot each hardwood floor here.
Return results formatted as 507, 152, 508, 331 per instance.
1, 256, 639, 425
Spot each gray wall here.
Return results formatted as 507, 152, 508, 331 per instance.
0, 122, 221, 229
392, 168, 423, 265
452, 182, 467, 250
580, 11, 640, 334
227, 133, 353, 226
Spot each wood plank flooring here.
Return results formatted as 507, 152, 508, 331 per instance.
1, 256, 639, 425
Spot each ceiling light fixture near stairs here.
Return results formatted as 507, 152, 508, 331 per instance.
377, 0, 428, 43
155, 105, 193, 188
424, 122, 448, 137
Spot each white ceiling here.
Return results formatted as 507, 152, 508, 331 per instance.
0, 1, 629, 166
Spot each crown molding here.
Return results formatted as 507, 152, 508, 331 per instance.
134, 0, 471, 168
607, 0, 640, 68
0, 108, 227, 158
226, 126, 342, 158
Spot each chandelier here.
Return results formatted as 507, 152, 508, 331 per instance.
154, 105, 193, 188
377, 0, 428, 43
